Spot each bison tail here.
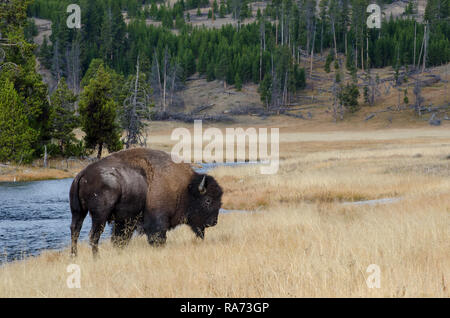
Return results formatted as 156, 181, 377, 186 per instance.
69, 173, 84, 216
70, 173, 88, 257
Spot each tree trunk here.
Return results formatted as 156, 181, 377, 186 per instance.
413, 22, 417, 68
310, 24, 316, 78
44, 145, 48, 168
320, 21, 323, 55
366, 35, 369, 69
281, 9, 284, 45
345, 32, 347, 56
361, 33, 364, 72
275, 16, 278, 46
163, 49, 168, 112
97, 143, 103, 159
422, 24, 428, 73
332, 18, 337, 60
260, 21, 263, 82
153, 50, 163, 111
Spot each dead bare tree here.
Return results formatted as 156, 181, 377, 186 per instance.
310, 22, 317, 78
328, 0, 338, 60
422, 23, 429, 73
167, 61, 184, 109
305, 0, 315, 56
413, 74, 424, 116
331, 77, 343, 121
151, 50, 163, 110
416, 23, 426, 70
259, 17, 265, 82
52, 39, 62, 81
413, 21, 417, 70
160, 48, 168, 112
121, 55, 153, 148
65, 37, 81, 95
150, 48, 183, 113
363, 70, 380, 106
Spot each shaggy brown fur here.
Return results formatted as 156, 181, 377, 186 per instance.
69, 148, 223, 257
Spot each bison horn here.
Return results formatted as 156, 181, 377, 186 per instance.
198, 176, 207, 195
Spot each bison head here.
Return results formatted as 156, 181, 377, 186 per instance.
187, 174, 223, 239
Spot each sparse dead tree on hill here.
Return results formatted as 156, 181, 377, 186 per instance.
331, 76, 343, 121
121, 56, 153, 148
363, 70, 380, 106
151, 48, 183, 113
413, 74, 424, 116
65, 37, 81, 95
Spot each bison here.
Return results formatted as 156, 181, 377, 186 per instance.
69, 148, 223, 257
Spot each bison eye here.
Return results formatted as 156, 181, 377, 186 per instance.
205, 197, 212, 205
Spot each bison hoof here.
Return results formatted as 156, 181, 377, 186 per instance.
147, 234, 166, 246
148, 240, 166, 247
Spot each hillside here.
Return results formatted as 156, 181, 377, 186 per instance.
176, 59, 449, 128
31, 15, 449, 130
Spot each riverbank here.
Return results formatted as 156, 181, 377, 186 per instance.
0, 165, 77, 182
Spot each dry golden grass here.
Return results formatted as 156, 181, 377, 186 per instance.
0, 167, 73, 182
1, 127, 449, 297
1, 199, 448, 297
0, 158, 90, 182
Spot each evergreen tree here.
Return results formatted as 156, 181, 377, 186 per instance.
0, 0, 51, 158
150, 2, 158, 18
213, 0, 219, 16
206, 62, 216, 81
259, 74, 272, 109
162, 10, 174, 28
425, 0, 449, 22
175, 13, 185, 29
339, 83, 360, 113
100, 7, 114, 64
215, 48, 230, 87
49, 78, 79, 156
325, 53, 333, 73
293, 65, 306, 90
39, 35, 52, 69
235, 73, 242, 91
219, 1, 227, 18
403, 89, 409, 105
79, 64, 123, 158
81, 58, 125, 105
0, 80, 37, 163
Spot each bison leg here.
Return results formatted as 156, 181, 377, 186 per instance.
111, 218, 136, 248
143, 214, 168, 246
111, 221, 126, 247
147, 230, 167, 246
191, 226, 205, 240
89, 215, 108, 258
70, 209, 88, 257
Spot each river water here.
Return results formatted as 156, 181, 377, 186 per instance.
0, 178, 91, 263
0, 162, 255, 263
